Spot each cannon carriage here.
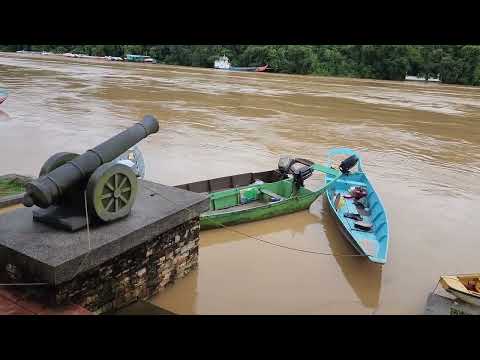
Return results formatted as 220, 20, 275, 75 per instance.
22, 115, 159, 231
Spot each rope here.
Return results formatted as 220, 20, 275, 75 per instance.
0, 191, 93, 287
145, 183, 383, 314
0, 180, 366, 291
431, 279, 441, 295
150, 179, 386, 316
69, 190, 92, 280
144, 183, 369, 258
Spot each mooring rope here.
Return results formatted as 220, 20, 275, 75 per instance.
143, 183, 369, 258
0, 191, 93, 287
145, 183, 386, 315
431, 279, 441, 295
0, 181, 367, 292
70, 190, 93, 280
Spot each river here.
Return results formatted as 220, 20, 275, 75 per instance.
1, 53, 479, 314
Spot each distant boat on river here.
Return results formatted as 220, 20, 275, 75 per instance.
405, 74, 441, 82
214, 55, 268, 72
126, 54, 156, 63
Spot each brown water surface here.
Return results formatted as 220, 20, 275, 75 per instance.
1, 53, 479, 314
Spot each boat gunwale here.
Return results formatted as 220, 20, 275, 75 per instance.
175, 169, 287, 194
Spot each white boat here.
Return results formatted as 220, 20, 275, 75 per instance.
405, 74, 441, 82
440, 274, 480, 307
214, 55, 231, 70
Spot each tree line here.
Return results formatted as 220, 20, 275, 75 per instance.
2, 45, 480, 86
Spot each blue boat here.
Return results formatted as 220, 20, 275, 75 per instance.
323, 148, 389, 264
0, 88, 7, 105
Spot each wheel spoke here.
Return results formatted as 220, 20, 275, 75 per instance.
114, 174, 118, 189
115, 198, 119, 212
119, 176, 128, 189
119, 194, 128, 204
106, 181, 115, 191
105, 198, 114, 211
121, 187, 131, 193
101, 193, 113, 200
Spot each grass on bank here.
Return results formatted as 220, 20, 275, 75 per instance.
0, 178, 25, 197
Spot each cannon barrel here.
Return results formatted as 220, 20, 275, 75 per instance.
23, 115, 159, 208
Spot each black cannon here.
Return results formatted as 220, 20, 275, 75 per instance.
23, 115, 159, 231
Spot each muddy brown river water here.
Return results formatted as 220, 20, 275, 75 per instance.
1, 53, 479, 314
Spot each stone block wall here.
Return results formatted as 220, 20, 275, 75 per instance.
54, 217, 200, 314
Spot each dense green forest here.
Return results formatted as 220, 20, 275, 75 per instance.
2, 45, 480, 86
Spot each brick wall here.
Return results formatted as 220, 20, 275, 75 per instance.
55, 217, 200, 314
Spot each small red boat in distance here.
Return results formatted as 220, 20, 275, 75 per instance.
255, 64, 269, 72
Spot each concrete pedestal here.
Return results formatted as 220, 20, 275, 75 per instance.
0, 180, 209, 314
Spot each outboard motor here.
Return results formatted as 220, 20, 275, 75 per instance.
278, 156, 314, 190
278, 156, 294, 175
339, 155, 359, 175
292, 165, 313, 189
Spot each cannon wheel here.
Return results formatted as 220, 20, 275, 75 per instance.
39, 152, 79, 177
87, 162, 138, 222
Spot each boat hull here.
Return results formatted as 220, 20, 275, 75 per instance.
326, 200, 365, 255
445, 289, 480, 307
200, 191, 320, 230
0, 89, 7, 105
324, 148, 389, 264
214, 66, 268, 72
176, 161, 340, 231
440, 275, 480, 306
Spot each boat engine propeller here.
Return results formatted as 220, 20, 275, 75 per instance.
339, 155, 359, 174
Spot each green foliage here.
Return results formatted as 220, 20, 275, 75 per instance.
1, 44, 480, 85
0, 179, 25, 197
53, 46, 67, 54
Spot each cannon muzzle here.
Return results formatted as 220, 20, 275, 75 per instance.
23, 115, 159, 209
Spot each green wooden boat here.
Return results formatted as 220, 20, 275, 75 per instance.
175, 157, 342, 230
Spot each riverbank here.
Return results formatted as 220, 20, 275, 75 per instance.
3, 45, 479, 86
0, 51, 451, 87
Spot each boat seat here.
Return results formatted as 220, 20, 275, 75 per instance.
259, 189, 285, 201
343, 196, 374, 233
